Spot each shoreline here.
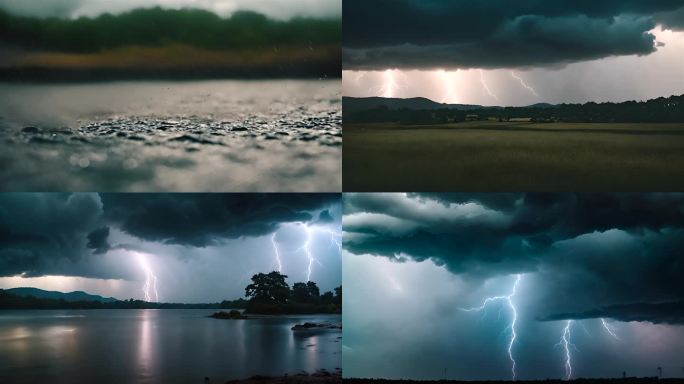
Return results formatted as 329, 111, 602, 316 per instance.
225, 370, 341, 384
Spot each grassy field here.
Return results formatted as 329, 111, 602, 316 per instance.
343, 121, 684, 191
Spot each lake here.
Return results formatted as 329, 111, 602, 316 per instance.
0, 309, 342, 383
0, 80, 341, 191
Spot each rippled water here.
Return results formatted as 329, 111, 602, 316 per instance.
0, 309, 342, 383
0, 80, 341, 191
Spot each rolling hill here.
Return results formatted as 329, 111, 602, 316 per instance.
6, 287, 119, 303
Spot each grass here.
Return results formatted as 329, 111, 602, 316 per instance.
343, 121, 684, 191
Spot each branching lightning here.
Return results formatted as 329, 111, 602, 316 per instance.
556, 320, 576, 381
461, 274, 522, 380
296, 223, 342, 282
479, 69, 500, 102
135, 252, 159, 303
302, 225, 314, 281
271, 232, 283, 273
510, 71, 539, 97
601, 318, 620, 340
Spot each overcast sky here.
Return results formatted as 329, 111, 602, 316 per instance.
343, 193, 684, 380
343, 1, 684, 106
0, 0, 341, 20
0, 193, 342, 303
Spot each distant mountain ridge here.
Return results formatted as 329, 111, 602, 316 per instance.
6, 287, 119, 303
343, 96, 491, 114
342, 96, 559, 115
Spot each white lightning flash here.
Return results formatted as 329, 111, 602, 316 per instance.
556, 320, 576, 381
298, 224, 342, 281
461, 274, 522, 380
601, 318, 620, 340
510, 71, 539, 97
438, 70, 459, 104
135, 252, 159, 303
369, 69, 406, 98
271, 232, 283, 273
479, 69, 500, 102
302, 225, 315, 281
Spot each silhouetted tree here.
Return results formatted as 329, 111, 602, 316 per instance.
245, 271, 290, 305
334, 286, 342, 304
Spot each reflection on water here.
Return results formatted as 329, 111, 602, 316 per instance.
138, 310, 154, 380
0, 309, 341, 383
0, 80, 341, 191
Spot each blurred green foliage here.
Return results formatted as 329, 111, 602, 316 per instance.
0, 7, 341, 52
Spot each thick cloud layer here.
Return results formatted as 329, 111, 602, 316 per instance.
102, 194, 339, 246
542, 300, 684, 325
0, 193, 339, 278
343, 0, 684, 70
343, 193, 684, 323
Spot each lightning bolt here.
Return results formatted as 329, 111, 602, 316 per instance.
271, 232, 283, 273
601, 318, 620, 340
298, 224, 342, 281
369, 69, 406, 98
302, 225, 314, 281
461, 274, 522, 380
510, 71, 539, 97
479, 69, 499, 102
136, 252, 159, 303
556, 320, 576, 381
313, 226, 342, 251
438, 70, 459, 104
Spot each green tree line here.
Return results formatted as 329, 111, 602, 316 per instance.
346, 94, 684, 124
0, 7, 341, 52
244, 271, 341, 314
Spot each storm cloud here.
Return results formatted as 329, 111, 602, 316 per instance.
343, 193, 684, 324
0, 193, 339, 279
343, 0, 684, 70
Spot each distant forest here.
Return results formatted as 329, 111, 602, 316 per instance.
0, 271, 341, 314
346, 94, 684, 124
0, 8, 340, 79
0, 8, 340, 52
0, 289, 247, 310
243, 271, 342, 314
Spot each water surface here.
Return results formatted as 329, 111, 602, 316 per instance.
0, 309, 341, 383
0, 80, 341, 191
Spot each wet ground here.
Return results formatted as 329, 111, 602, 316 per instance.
0, 80, 341, 191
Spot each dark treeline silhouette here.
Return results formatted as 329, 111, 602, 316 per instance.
0, 8, 341, 80
346, 94, 684, 124
0, 271, 340, 314
244, 271, 341, 314
0, 8, 340, 52
0, 289, 247, 309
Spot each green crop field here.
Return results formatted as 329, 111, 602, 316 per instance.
343, 121, 684, 191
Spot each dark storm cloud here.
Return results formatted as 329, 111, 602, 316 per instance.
0, 193, 104, 277
314, 209, 335, 224
343, 0, 684, 70
542, 300, 684, 325
344, 193, 684, 323
655, 5, 684, 30
0, 193, 339, 278
102, 194, 339, 247
86, 226, 110, 254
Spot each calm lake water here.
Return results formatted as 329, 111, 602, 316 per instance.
0, 309, 341, 383
0, 80, 341, 191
